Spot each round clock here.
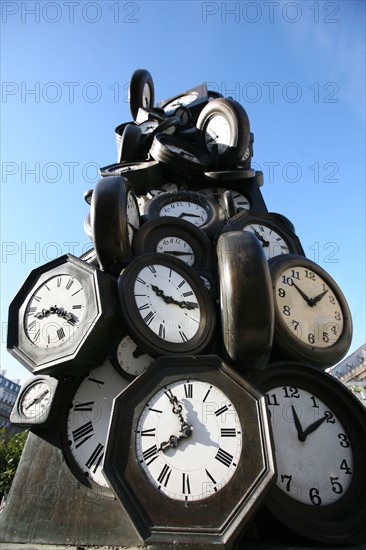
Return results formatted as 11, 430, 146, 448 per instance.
129, 69, 155, 120
64, 358, 129, 490
111, 333, 155, 379
102, 355, 276, 546
132, 216, 216, 272
117, 253, 216, 357
143, 189, 226, 238
149, 134, 212, 176
91, 175, 140, 276
251, 362, 366, 545
7, 254, 121, 375
10, 375, 64, 427
196, 98, 250, 169
268, 254, 352, 368
138, 115, 181, 151
216, 231, 274, 371
220, 211, 305, 260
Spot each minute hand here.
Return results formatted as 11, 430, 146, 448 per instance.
151, 284, 195, 310
292, 283, 315, 307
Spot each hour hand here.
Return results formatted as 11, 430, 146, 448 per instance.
302, 415, 327, 438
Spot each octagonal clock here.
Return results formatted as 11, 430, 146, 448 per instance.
7, 254, 121, 376
102, 355, 276, 548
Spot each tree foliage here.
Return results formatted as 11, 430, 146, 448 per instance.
0, 427, 28, 495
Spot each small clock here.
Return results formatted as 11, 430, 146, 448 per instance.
63, 358, 129, 490
129, 69, 155, 120
149, 134, 212, 176
102, 355, 276, 546
216, 231, 274, 371
10, 375, 65, 427
111, 333, 155, 379
157, 83, 208, 121
117, 253, 216, 357
196, 98, 250, 169
220, 210, 305, 260
251, 362, 366, 545
143, 189, 226, 239
268, 254, 352, 368
7, 254, 121, 375
91, 175, 140, 276
132, 216, 216, 272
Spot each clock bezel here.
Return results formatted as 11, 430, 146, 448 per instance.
102, 355, 276, 546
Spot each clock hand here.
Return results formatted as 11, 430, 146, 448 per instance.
291, 405, 306, 442
302, 415, 328, 439
25, 389, 50, 409
132, 345, 145, 359
151, 284, 196, 310
252, 229, 270, 247
35, 306, 77, 324
178, 212, 203, 219
292, 283, 315, 307
158, 390, 193, 453
311, 289, 329, 304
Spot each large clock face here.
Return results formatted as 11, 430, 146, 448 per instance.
135, 379, 242, 501
66, 360, 129, 487
133, 263, 201, 343
267, 385, 353, 506
24, 274, 86, 348
275, 265, 344, 348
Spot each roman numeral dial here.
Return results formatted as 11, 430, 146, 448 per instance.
135, 379, 242, 501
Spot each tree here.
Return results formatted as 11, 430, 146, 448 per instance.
0, 427, 28, 497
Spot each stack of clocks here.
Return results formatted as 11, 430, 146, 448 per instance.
7, 69, 366, 548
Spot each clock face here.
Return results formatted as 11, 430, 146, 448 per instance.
204, 115, 231, 154
133, 263, 201, 343
148, 182, 181, 197
199, 187, 250, 213
126, 190, 140, 244
267, 385, 353, 506
19, 380, 51, 418
66, 360, 129, 487
159, 201, 208, 227
244, 223, 289, 259
135, 379, 242, 501
24, 274, 86, 348
142, 82, 152, 108
275, 265, 344, 348
115, 334, 154, 377
156, 236, 195, 266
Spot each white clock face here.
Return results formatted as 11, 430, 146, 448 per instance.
66, 360, 129, 487
275, 266, 344, 348
205, 115, 231, 154
159, 201, 208, 227
20, 380, 51, 418
148, 182, 180, 198
142, 83, 152, 108
266, 385, 353, 505
156, 236, 195, 266
199, 187, 250, 213
24, 274, 86, 348
126, 191, 140, 244
116, 334, 154, 377
244, 224, 289, 259
136, 379, 242, 501
133, 263, 201, 343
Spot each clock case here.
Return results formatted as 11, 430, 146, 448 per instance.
7, 254, 122, 376
251, 362, 366, 545
102, 355, 276, 548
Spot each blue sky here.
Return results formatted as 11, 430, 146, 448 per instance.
1, 0, 365, 382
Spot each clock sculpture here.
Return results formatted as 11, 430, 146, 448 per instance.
2, 68, 363, 550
